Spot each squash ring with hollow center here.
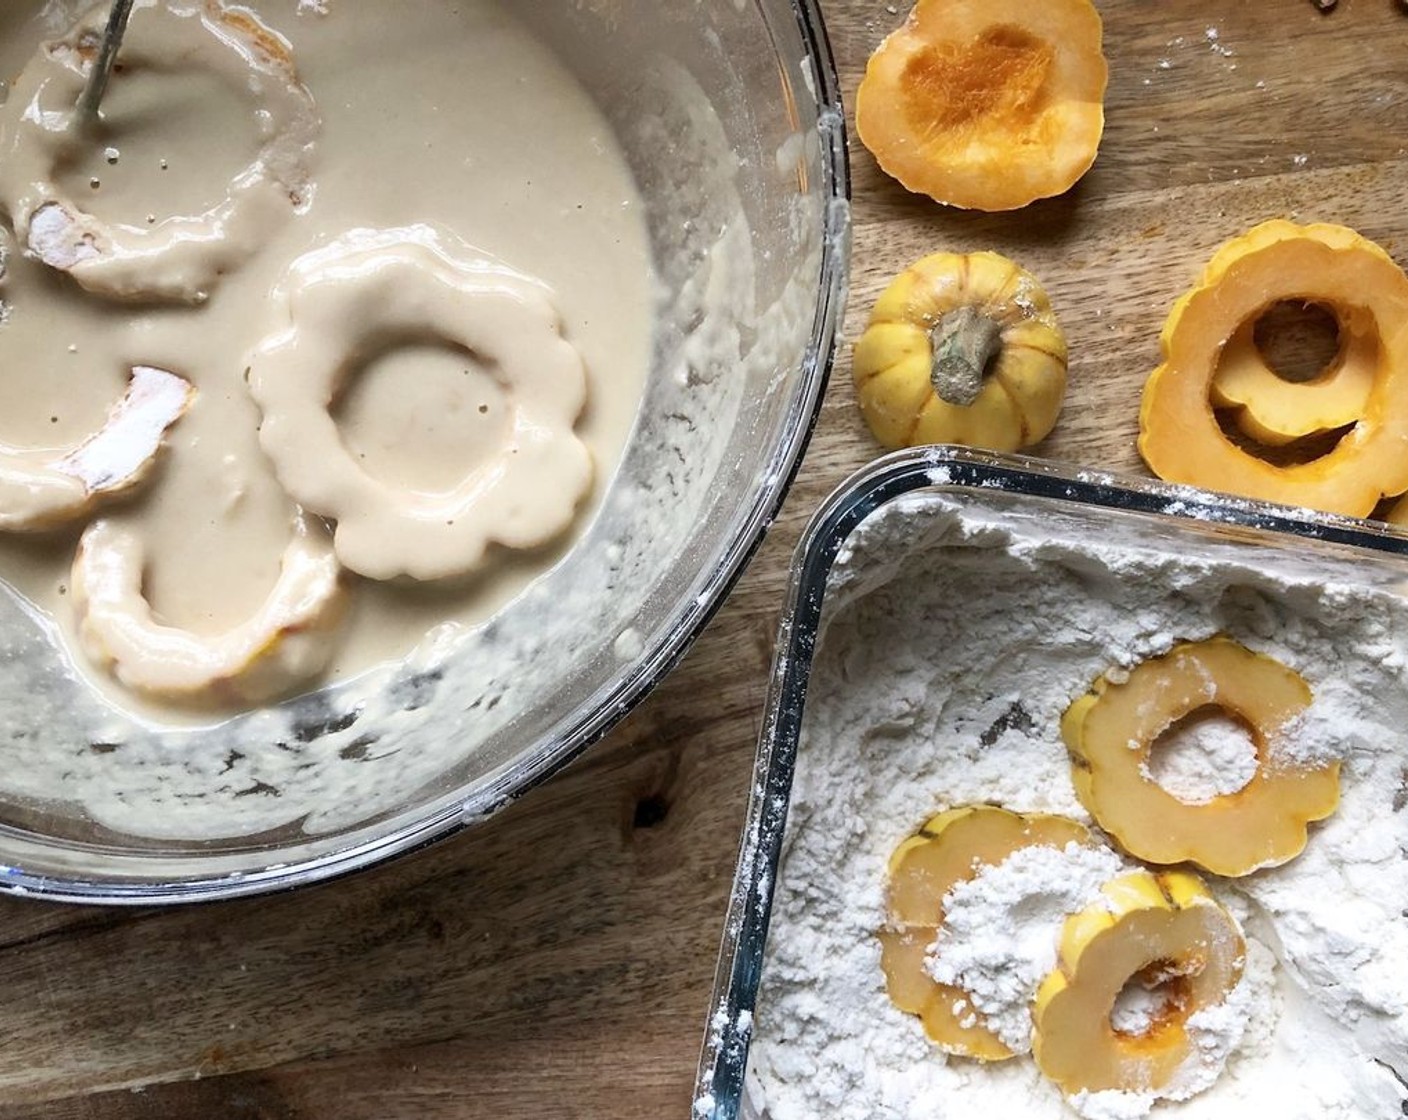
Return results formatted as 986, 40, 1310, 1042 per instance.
0, 0, 318, 305
71, 512, 346, 706
1032, 869, 1246, 1100
1210, 310, 1377, 448
1061, 637, 1338, 877
246, 227, 594, 583
1138, 220, 1408, 515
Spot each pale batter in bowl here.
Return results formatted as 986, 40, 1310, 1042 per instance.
0, 0, 846, 890
0, 0, 654, 711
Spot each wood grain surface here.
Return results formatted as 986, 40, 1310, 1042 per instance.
2, 2, 1406, 1117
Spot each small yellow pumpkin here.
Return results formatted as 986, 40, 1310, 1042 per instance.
853, 251, 1068, 451
1139, 220, 1408, 516
855, 0, 1108, 211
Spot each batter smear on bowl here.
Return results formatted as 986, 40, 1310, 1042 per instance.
0, 0, 653, 726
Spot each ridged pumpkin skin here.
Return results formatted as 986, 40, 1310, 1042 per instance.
879, 805, 1093, 1060
1061, 637, 1338, 877
1139, 220, 1408, 515
855, 0, 1107, 211
1032, 870, 1245, 1098
854, 251, 1068, 451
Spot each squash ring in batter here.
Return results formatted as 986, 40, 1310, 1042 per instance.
0, 364, 194, 532
246, 227, 594, 582
71, 512, 346, 705
0, 1, 318, 305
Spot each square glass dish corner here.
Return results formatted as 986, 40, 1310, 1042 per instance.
691, 444, 1408, 1120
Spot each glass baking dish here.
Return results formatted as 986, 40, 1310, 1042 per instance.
691, 444, 1408, 1120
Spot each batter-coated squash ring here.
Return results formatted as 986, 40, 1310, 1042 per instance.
72, 512, 345, 706
0, 365, 193, 533
246, 227, 593, 583
1139, 221, 1408, 516
0, 1, 318, 305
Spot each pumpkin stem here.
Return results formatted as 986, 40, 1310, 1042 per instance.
930, 306, 1004, 407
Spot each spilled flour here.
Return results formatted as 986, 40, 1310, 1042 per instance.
746, 490, 1408, 1120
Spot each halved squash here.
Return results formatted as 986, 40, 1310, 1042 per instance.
855, 0, 1107, 211
1211, 310, 1377, 446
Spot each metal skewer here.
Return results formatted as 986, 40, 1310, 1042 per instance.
76, 0, 136, 124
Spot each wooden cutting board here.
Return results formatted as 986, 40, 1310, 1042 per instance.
0, 2, 1403, 1117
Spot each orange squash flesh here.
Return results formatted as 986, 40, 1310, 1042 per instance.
1032, 870, 1246, 1097
1062, 638, 1339, 877
856, 0, 1107, 211
1139, 221, 1408, 516
1211, 314, 1378, 447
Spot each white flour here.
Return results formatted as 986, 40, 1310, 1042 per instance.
928, 842, 1127, 1054
747, 491, 1408, 1120
1140, 713, 1259, 804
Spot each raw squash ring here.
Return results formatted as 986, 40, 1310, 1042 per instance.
246, 227, 593, 583
855, 0, 1107, 211
1210, 311, 1377, 447
0, 1, 318, 305
1061, 637, 1339, 877
1139, 220, 1408, 516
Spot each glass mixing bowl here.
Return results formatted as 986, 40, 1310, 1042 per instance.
0, 0, 849, 902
